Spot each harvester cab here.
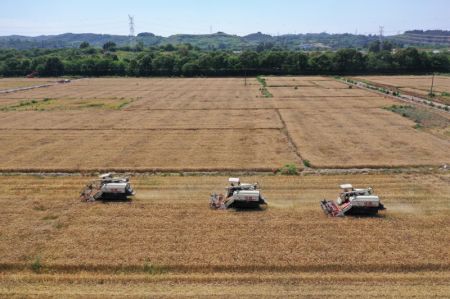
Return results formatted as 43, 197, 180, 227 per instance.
210, 178, 267, 209
320, 184, 385, 217
80, 173, 135, 202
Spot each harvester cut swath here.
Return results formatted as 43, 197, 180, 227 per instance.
80, 173, 135, 202
321, 184, 386, 217
210, 178, 267, 209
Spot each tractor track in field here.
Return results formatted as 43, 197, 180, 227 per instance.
274, 108, 305, 165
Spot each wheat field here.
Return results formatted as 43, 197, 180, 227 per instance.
0, 173, 449, 297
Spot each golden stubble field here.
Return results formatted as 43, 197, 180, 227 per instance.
0, 173, 449, 297
0, 76, 449, 171
265, 76, 450, 168
1, 76, 450, 297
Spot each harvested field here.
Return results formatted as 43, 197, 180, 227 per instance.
0, 173, 449, 297
127, 97, 276, 110
0, 109, 282, 130
0, 129, 299, 172
386, 104, 450, 140
354, 75, 450, 105
272, 96, 397, 110
280, 108, 450, 168
265, 76, 335, 87
1, 76, 449, 172
1, 76, 450, 297
0, 77, 261, 102
270, 86, 375, 98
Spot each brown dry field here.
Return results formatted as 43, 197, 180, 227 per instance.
0, 129, 299, 172
354, 75, 450, 105
280, 108, 450, 168
0, 109, 282, 130
263, 76, 450, 168
0, 76, 449, 171
0, 77, 261, 104
0, 173, 449, 297
270, 86, 375, 98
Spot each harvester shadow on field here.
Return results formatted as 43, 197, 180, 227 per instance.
99, 197, 134, 204
232, 205, 268, 213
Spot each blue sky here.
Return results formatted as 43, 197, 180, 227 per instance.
0, 0, 448, 36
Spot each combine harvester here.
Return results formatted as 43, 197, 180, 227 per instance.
321, 184, 385, 217
210, 178, 267, 209
80, 173, 135, 202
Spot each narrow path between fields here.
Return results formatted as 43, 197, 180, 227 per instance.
337, 77, 450, 113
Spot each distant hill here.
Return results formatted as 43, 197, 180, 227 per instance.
1, 30, 450, 50
395, 30, 450, 46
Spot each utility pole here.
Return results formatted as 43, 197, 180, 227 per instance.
379, 26, 384, 51
430, 73, 435, 97
128, 15, 135, 48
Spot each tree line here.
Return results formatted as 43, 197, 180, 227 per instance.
0, 42, 449, 77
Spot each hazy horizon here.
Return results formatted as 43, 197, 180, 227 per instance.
1, 0, 449, 37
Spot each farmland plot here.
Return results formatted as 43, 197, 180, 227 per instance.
0, 173, 449, 297
0, 129, 299, 172
0, 109, 282, 130
0, 76, 449, 172
280, 108, 450, 168
269, 86, 375, 98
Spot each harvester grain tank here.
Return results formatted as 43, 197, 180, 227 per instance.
320, 184, 385, 217
210, 178, 267, 209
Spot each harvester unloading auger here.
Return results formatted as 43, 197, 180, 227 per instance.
210, 178, 267, 209
80, 173, 135, 202
320, 184, 385, 217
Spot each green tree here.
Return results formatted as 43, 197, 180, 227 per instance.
79, 41, 90, 49
42, 57, 64, 76
102, 41, 117, 52
333, 49, 366, 73
138, 54, 153, 76
181, 62, 200, 76
239, 51, 259, 71
310, 52, 333, 73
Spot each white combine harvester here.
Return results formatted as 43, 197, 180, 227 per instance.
210, 178, 267, 209
80, 173, 135, 202
320, 184, 385, 217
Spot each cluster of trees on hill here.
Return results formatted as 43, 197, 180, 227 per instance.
0, 42, 449, 77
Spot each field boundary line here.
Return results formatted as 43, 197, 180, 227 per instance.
0, 166, 446, 176
0, 84, 53, 94
275, 108, 304, 165
1, 262, 449, 274
0, 127, 284, 131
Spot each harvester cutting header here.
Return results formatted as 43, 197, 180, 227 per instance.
80, 173, 135, 202
320, 184, 385, 217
